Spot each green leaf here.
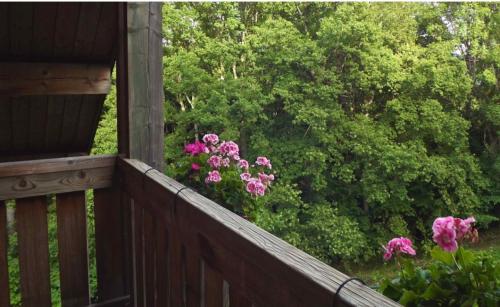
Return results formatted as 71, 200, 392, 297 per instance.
430, 245, 454, 265
422, 282, 453, 300
399, 290, 419, 305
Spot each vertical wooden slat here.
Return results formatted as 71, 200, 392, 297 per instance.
204, 263, 224, 307
0, 201, 9, 307
133, 203, 145, 307
94, 187, 126, 302
155, 221, 169, 307
143, 211, 156, 306
16, 196, 51, 307
229, 287, 252, 307
56, 191, 90, 306
168, 223, 183, 307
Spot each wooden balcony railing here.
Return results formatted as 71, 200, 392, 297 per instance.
0, 155, 400, 307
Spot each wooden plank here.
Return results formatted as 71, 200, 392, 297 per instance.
28, 96, 49, 152
204, 263, 223, 307
73, 3, 102, 58
10, 96, 30, 153
15, 196, 51, 307
0, 62, 112, 96
56, 191, 90, 306
0, 97, 12, 151
45, 95, 65, 151
125, 3, 164, 170
78, 95, 105, 153
9, 3, 33, 57
53, 3, 80, 58
0, 155, 116, 200
94, 187, 127, 301
0, 201, 9, 307
92, 3, 118, 60
0, 154, 116, 177
132, 202, 145, 307
0, 3, 8, 57
118, 158, 401, 307
229, 287, 253, 307
59, 96, 83, 150
143, 211, 156, 306
155, 219, 169, 307
117, 2, 129, 156
32, 3, 58, 58
167, 220, 183, 307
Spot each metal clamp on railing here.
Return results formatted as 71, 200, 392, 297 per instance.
333, 277, 367, 306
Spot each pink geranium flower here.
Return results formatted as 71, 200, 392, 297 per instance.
191, 163, 201, 171
205, 170, 222, 184
240, 172, 251, 181
432, 216, 476, 252
207, 156, 222, 169
219, 141, 239, 157
383, 237, 416, 261
238, 159, 249, 169
246, 178, 266, 197
184, 140, 209, 156
202, 134, 219, 145
432, 216, 458, 252
256, 156, 272, 169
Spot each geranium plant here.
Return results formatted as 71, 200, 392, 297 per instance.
379, 216, 499, 306
176, 133, 275, 217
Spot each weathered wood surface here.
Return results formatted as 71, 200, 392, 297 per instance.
0, 62, 111, 96
56, 191, 90, 306
94, 187, 128, 302
119, 3, 164, 171
118, 158, 401, 307
15, 196, 51, 307
0, 155, 115, 200
0, 201, 9, 307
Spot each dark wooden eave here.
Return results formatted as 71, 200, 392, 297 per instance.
0, 3, 118, 161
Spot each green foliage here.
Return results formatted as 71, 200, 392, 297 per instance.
379, 247, 500, 306
161, 2, 499, 264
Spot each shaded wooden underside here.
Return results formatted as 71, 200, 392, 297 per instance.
0, 3, 117, 161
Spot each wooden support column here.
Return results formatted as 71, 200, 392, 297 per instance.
113, 3, 164, 307
117, 2, 164, 171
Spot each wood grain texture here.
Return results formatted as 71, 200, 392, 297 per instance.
0, 155, 116, 200
32, 3, 58, 58
132, 202, 145, 307
15, 196, 51, 307
94, 187, 127, 302
143, 211, 156, 306
118, 158, 401, 307
125, 3, 164, 170
0, 201, 9, 307
204, 263, 223, 307
0, 62, 111, 96
53, 3, 80, 58
56, 191, 90, 306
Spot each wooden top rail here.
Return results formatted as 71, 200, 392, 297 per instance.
0, 155, 116, 200
118, 158, 400, 307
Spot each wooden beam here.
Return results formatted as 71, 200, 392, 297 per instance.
117, 3, 164, 171
0, 155, 116, 200
0, 62, 111, 96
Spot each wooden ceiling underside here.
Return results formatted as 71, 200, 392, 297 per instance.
0, 3, 117, 161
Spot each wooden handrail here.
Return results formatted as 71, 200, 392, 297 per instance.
118, 157, 400, 307
0, 155, 116, 200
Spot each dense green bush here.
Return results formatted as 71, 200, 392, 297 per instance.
162, 2, 499, 263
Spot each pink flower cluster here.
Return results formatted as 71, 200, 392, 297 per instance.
184, 140, 209, 156
383, 237, 416, 261
185, 133, 275, 197
205, 170, 222, 184
256, 156, 272, 169
432, 216, 477, 252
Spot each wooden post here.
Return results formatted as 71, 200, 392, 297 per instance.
117, 2, 164, 171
